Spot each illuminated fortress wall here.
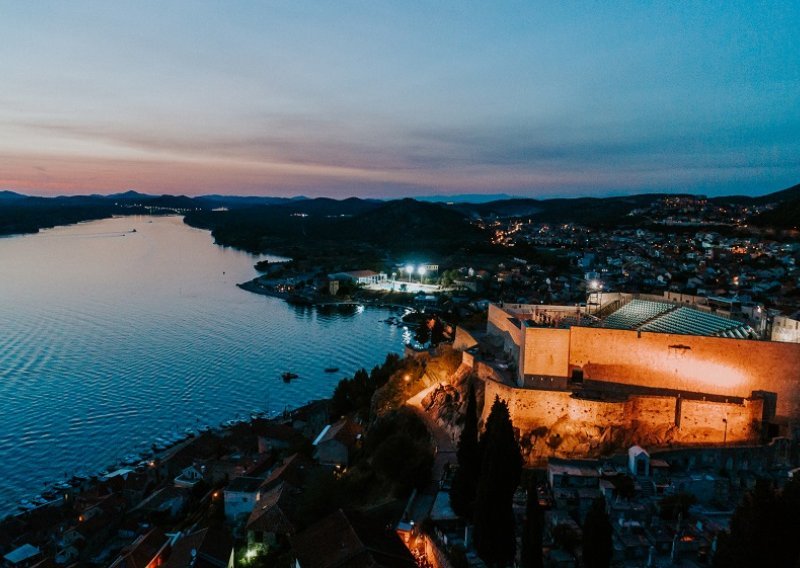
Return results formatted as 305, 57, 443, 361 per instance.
565, 327, 800, 419
523, 327, 571, 377
487, 303, 524, 355
479, 375, 764, 461
489, 304, 800, 419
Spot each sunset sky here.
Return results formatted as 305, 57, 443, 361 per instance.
1, 1, 798, 198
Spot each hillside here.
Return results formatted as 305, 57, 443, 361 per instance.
754, 182, 800, 205
753, 197, 800, 229
0, 195, 123, 236
183, 197, 485, 260
2, 180, 798, 240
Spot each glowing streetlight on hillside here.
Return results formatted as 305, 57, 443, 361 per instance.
587, 280, 603, 315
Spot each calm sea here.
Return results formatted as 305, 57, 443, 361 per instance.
0, 216, 407, 515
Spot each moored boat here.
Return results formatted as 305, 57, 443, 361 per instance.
281, 371, 299, 382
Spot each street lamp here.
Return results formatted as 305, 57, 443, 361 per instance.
722, 418, 728, 446
417, 266, 426, 283
405, 264, 414, 283
587, 280, 603, 315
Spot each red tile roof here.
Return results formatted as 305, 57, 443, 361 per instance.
290, 509, 415, 568
246, 481, 302, 535
109, 528, 169, 568
164, 527, 233, 568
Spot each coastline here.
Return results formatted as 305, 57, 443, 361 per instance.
0, 216, 409, 524
1, 401, 321, 521
237, 275, 422, 313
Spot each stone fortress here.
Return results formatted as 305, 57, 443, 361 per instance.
453, 292, 800, 463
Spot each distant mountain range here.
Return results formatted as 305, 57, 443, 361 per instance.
414, 193, 520, 203
1, 181, 798, 238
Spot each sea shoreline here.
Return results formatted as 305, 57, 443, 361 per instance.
237, 276, 421, 313
2, 402, 318, 521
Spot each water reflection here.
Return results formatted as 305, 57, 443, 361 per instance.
0, 216, 403, 514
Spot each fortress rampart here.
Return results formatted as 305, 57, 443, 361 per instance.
486, 304, 800, 419
475, 370, 764, 462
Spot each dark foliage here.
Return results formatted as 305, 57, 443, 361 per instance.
582, 496, 613, 568
520, 480, 544, 568
330, 353, 401, 420
449, 381, 480, 519
753, 196, 800, 229
366, 409, 434, 495
474, 396, 522, 567
184, 197, 486, 258
552, 524, 581, 553
658, 492, 696, 521
294, 468, 343, 526
0, 197, 121, 236
713, 477, 800, 568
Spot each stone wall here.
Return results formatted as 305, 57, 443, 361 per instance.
487, 302, 800, 419
523, 327, 570, 378
772, 315, 800, 344
487, 303, 523, 356
567, 326, 800, 418
452, 326, 479, 351
479, 376, 763, 464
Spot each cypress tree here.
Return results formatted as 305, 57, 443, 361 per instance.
582, 496, 613, 568
713, 477, 800, 568
450, 381, 480, 519
474, 396, 522, 567
521, 478, 544, 568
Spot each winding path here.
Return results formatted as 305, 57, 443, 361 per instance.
406, 383, 456, 496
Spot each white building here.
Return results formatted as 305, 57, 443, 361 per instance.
223, 477, 265, 524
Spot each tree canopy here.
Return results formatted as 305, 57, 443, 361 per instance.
713, 477, 800, 568
449, 381, 480, 519
521, 478, 544, 568
474, 396, 522, 567
582, 496, 613, 568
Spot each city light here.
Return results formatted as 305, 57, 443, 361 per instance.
405, 264, 414, 275
418, 266, 426, 276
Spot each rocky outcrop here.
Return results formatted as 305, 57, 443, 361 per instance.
420, 363, 479, 443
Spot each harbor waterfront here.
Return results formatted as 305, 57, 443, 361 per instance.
0, 215, 407, 517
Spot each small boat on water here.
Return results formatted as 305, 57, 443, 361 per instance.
281, 371, 299, 383
324, 367, 339, 373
